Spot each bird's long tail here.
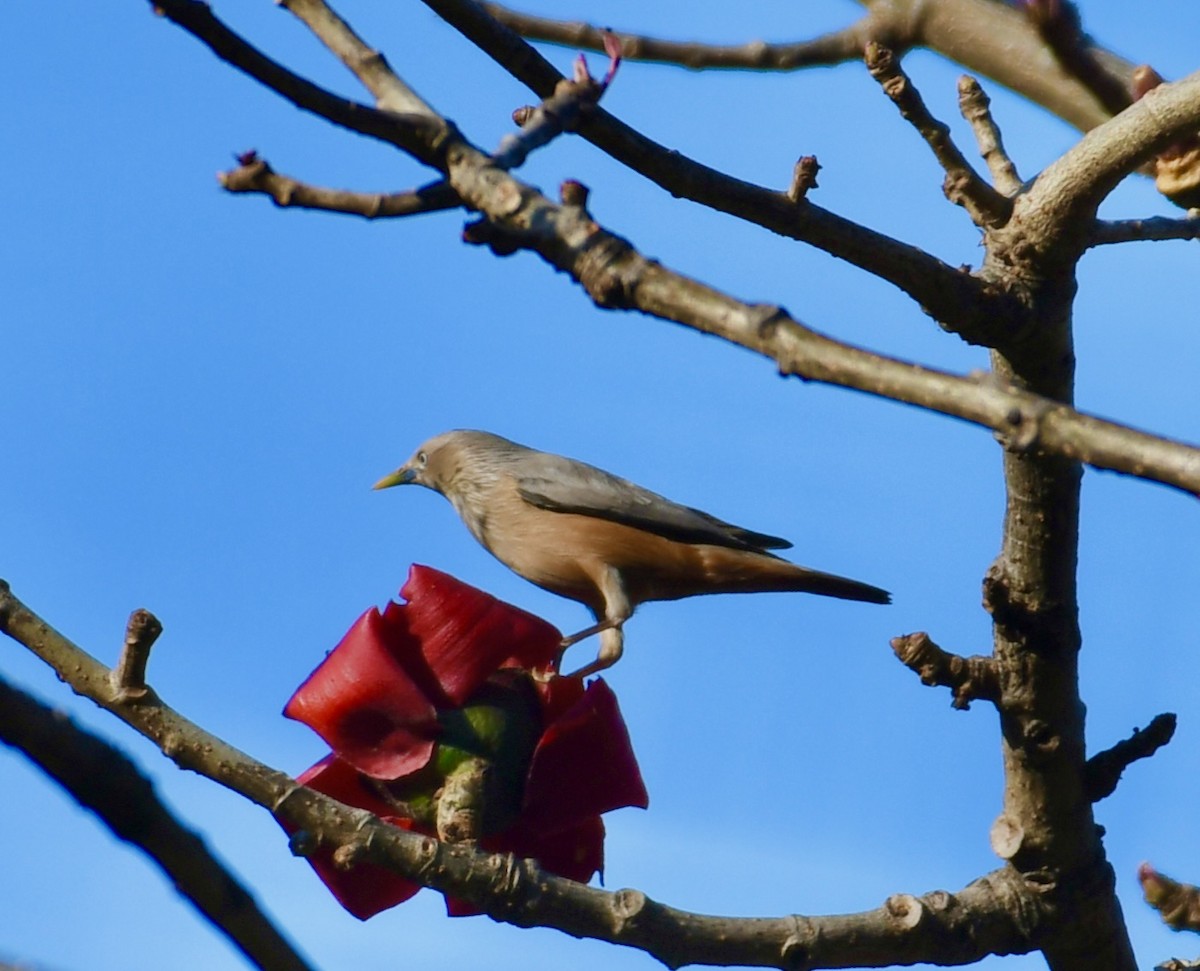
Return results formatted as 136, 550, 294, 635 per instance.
697, 546, 891, 604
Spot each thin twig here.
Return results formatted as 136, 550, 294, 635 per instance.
219, 156, 460, 219
111, 608, 163, 700
0, 580, 1039, 968
494, 38, 620, 171
0, 674, 315, 971
1085, 713, 1177, 802
958, 75, 1024, 195
480, 2, 876, 71
1090, 216, 1200, 246
865, 43, 1011, 228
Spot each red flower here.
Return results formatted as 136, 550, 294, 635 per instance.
283, 565, 648, 919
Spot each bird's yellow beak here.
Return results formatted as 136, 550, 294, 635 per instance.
372, 466, 415, 490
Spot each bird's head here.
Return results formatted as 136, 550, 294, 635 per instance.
373, 429, 510, 497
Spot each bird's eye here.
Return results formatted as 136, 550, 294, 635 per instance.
417, 451, 428, 466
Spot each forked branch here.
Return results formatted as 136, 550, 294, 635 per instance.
0, 580, 1039, 968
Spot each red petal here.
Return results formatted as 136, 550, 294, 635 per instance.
288, 755, 424, 920
284, 607, 438, 779
521, 678, 648, 832
400, 565, 562, 702
504, 814, 606, 885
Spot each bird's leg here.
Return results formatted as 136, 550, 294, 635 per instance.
558, 566, 631, 678
561, 626, 624, 679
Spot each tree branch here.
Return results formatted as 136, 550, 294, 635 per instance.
0, 673, 314, 971
1021, 0, 1132, 119
1090, 216, 1200, 246
865, 44, 1011, 228
957, 75, 1024, 196
438, 139, 1200, 496
219, 155, 460, 218
889, 632, 1000, 710
111, 607, 163, 701
278, 0, 437, 116
0, 580, 1041, 968
1085, 714, 1177, 803
1013, 70, 1200, 258
479, 3, 876, 71
149, 0, 452, 169
418, 0, 1001, 337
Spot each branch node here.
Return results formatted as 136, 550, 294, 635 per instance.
111, 608, 164, 701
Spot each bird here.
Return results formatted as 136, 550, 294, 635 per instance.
373, 430, 889, 679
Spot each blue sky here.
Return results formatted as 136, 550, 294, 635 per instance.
3, 2, 1200, 969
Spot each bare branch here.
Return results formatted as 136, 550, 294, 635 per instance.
1014, 69, 1200, 255
866, 44, 1011, 229
419, 0, 1002, 337
1090, 215, 1200, 246
852, 0, 1135, 134
890, 632, 999, 710
479, 2, 876, 71
1085, 714, 1177, 803
0, 673, 314, 971
219, 155, 459, 219
1021, 0, 1132, 119
434, 128, 1200, 496
0, 581, 1040, 968
493, 41, 619, 171
958, 75, 1024, 195
278, 0, 437, 116
149, 0, 452, 169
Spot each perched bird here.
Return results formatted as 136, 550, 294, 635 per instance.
374, 430, 889, 678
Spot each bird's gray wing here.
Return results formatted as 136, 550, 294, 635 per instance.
513, 452, 792, 551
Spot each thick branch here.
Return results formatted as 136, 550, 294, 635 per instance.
1021, 0, 1132, 119
1085, 714, 1177, 803
1015, 70, 1200, 258
0, 674, 314, 971
855, 0, 1135, 134
479, 3, 876, 71
0, 581, 1039, 968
